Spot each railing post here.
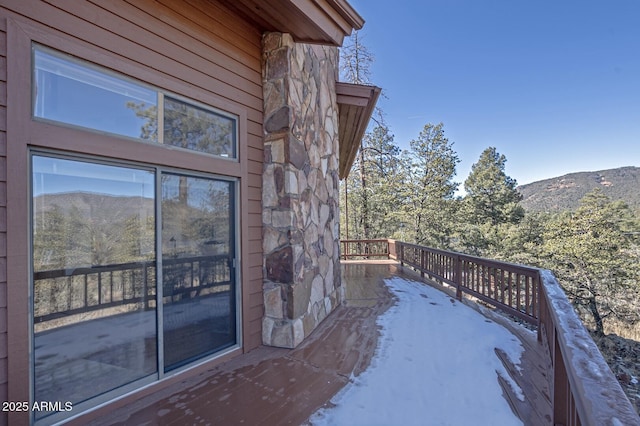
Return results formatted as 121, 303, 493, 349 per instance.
455, 254, 462, 300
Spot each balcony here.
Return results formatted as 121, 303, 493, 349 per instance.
71, 241, 638, 426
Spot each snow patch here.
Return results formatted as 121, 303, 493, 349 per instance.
310, 277, 525, 425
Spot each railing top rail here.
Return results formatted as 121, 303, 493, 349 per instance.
341, 239, 391, 244
540, 270, 640, 426
34, 254, 232, 280
396, 241, 540, 275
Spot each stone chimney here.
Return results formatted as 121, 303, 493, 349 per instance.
261, 33, 342, 348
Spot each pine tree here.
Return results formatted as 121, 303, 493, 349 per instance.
403, 123, 460, 248
340, 30, 373, 85
541, 189, 639, 335
341, 119, 403, 239
464, 147, 524, 226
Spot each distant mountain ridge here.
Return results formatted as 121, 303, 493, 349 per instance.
517, 166, 640, 212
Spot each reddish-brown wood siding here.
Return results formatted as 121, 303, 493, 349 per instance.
0, 15, 7, 426
0, 0, 264, 421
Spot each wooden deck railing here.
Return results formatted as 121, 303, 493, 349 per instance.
340, 239, 391, 259
395, 241, 540, 325
33, 254, 233, 324
341, 239, 640, 426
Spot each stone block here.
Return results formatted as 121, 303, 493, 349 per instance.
292, 318, 305, 347
310, 275, 324, 305
324, 231, 333, 258
318, 254, 330, 280
265, 106, 290, 133
286, 272, 313, 319
281, 33, 295, 48
324, 297, 332, 318
274, 166, 284, 194
278, 195, 292, 209
314, 176, 329, 204
262, 316, 275, 346
324, 261, 334, 294
272, 210, 293, 228
319, 204, 330, 230
285, 170, 298, 195
263, 32, 282, 53
265, 246, 293, 284
303, 223, 318, 252
271, 138, 285, 163
262, 226, 281, 254
263, 283, 284, 319
266, 48, 290, 81
288, 138, 308, 169
321, 157, 328, 177
297, 171, 308, 198
263, 80, 285, 117
262, 167, 278, 208
270, 320, 294, 348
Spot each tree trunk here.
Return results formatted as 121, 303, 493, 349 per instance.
359, 144, 370, 239
588, 296, 605, 336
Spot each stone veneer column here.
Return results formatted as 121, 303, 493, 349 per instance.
261, 33, 342, 348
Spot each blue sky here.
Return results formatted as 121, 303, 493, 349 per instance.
347, 0, 640, 186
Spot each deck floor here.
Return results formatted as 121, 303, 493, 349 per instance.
82, 261, 551, 426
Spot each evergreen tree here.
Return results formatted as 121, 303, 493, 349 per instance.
464, 147, 524, 226
340, 30, 373, 85
541, 189, 639, 335
459, 147, 524, 255
403, 123, 460, 248
341, 119, 403, 240
338, 32, 402, 240
362, 122, 404, 238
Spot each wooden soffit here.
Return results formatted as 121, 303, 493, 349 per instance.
216, 0, 364, 46
337, 82, 381, 179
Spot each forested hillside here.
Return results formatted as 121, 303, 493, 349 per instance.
518, 166, 640, 212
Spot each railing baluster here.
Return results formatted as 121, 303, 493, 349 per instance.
516, 273, 521, 312
525, 276, 531, 313
98, 272, 102, 305
507, 271, 512, 308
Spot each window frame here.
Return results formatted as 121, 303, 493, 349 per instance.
32, 44, 240, 162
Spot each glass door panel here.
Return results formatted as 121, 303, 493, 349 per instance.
161, 173, 236, 372
32, 156, 157, 419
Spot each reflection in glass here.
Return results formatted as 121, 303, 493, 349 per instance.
32, 156, 157, 420
33, 47, 158, 141
161, 173, 236, 371
164, 97, 236, 158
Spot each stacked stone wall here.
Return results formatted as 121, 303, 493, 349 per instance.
261, 33, 342, 348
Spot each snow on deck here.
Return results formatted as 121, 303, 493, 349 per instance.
310, 277, 524, 426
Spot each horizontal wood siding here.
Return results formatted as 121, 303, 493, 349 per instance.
0, 15, 7, 426
0, 1, 265, 412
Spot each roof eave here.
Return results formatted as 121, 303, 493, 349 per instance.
216, 0, 364, 46
336, 82, 382, 180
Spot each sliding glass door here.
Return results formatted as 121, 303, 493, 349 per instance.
31, 154, 238, 420
161, 173, 236, 371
